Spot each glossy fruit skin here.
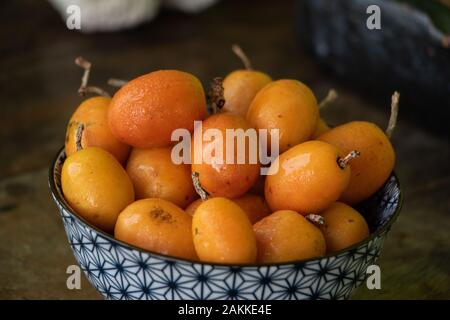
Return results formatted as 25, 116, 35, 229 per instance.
222, 70, 272, 117
192, 197, 257, 264
108, 70, 208, 148
319, 202, 369, 253
247, 79, 319, 153
312, 118, 330, 138
185, 194, 270, 224
265, 140, 351, 214
191, 113, 260, 198
253, 210, 326, 263
115, 198, 197, 260
61, 147, 135, 233
233, 194, 271, 224
126, 147, 197, 208
65, 96, 130, 164
318, 121, 395, 205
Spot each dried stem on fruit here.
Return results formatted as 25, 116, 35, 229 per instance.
338, 150, 360, 169
75, 123, 85, 152
386, 91, 400, 139
231, 44, 252, 70
208, 77, 225, 114
75, 56, 110, 97
306, 214, 325, 226
108, 78, 128, 88
318, 89, 338, 110
191, 172, 209, 201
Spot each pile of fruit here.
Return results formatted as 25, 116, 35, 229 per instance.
61, 47, 399, 264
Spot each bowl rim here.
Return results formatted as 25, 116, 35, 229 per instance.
49, 146, 403, 268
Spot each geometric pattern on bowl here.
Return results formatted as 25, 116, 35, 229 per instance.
50, 148, 401, 300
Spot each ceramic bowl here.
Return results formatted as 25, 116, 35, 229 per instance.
49, 147, 402, 300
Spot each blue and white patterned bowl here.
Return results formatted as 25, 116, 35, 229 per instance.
49, 147, 402, 300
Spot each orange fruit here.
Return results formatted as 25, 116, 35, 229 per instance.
253, 210, 326, 263
318, 121, 395, 204
247, 79, 319, 153
248, 172, 266, 196
265, 140, 353, 214
319, 202, 369, 253
108, 70, 208, 148
233, 194, 271, 224
185, 199, 203, 217
115, 198, 197, 260
126, 147, 197, 208
222, 70, 272, 117
185, 194, 270, 224
192, 197, 257, 264
312, 118, 330, 138
65, 96, 130, 164
191, 113, 260, 198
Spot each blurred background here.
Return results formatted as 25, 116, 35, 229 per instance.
0, 0, 449, 299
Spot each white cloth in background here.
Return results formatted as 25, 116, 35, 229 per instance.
48, 0, 219, 32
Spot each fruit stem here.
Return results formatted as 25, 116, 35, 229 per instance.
318, 89, 338, 110
108, 78, 128, 88
191, 172, 209, 201
306, 214, 325, 226
231, 44, 253, 70
338, 150, 360, 169
208, 77, 225, 114
75, 56, 110, 97
386, 91, 400, 139
75, 123, 85, 152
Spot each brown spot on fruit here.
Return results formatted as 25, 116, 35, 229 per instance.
114, 198, 197, 260
150, 208, 173, 223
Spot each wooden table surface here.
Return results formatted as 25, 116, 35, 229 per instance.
0, 0, 448, 299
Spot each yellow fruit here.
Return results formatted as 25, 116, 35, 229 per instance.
192, 197, 257, 264
61, 147, 134, 233
319, 202, 369, 253
247, 79, 319, 152
65, 96, 130, 164
223, 70, 272, 117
